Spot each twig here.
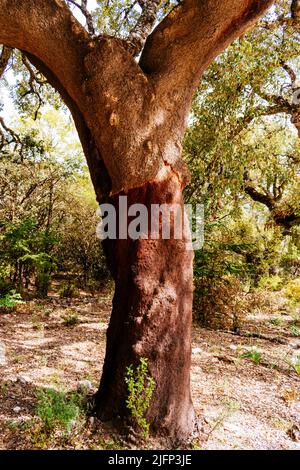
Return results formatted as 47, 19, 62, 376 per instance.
66, 0, 95, 36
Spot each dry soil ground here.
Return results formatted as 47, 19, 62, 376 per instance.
0, 286, 299, 450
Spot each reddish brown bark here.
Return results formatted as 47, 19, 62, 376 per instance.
95, 174, 195, 443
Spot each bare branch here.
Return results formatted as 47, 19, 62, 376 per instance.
257, 90, 291, 109
281, 62, 298, 87
66, 0, 95, 36
0, 116, 22, 154
20, 54, 48, 119
126, 0, 161, 56
21, 54, 47, 87
273, 209, 300, 231
0, 45, 12, 78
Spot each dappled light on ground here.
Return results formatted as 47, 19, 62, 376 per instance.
0, 287, 299, 449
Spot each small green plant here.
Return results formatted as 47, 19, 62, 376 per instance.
207, 398, 240, 438
32, 319, 44, 331
268, 317, 282, 327
62, 310, 79, 326
0, 382, 10, 397
125, 357, 155, 439
286, 356, 300, 376
86, 279, 99, 296
35, 388, 81, 434
258, 275, 283, 292
10, 353, 26, 364
285, 280, 300, 303
59, 282, 79, 298
44, 309, 52, 318
241, 348, 262, 364
191, 439, 202, 450
36, 304, 52, 318
0, 290, 24, 309
7, 419, 20, 431
290, 324, 300, 337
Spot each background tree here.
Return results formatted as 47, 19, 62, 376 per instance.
185, 0, 300, 231
0, 108, 109, 297
184, 0, 300, 329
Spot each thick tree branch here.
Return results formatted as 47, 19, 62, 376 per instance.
244, 183, 275, 211
273, 209, 300, 232
0, 0, 111, 193
0, 0, 90, 111
140, 0, 274, 96
24, 52, 112, 202
244, 173, 300, 232
0, 0, 275, 196
291, 0, 300, 24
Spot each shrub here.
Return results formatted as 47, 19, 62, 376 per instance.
62, 310, 79, 326
125, 357, 155, 439
193, 276, 246, 330
285, 279, 300, 303
0, 290, 24, 311
258, 275, 284, 291
290, 325, 300, 337
268, 317, 282, 327
247, 288, 286, 316
0, 266, 14, 295
285, 355, 300, 376
59, 282, 79, 298
35, 388, 81, 434
241, 348, 262, 364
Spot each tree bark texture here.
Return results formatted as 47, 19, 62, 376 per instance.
95, 174, 195, 442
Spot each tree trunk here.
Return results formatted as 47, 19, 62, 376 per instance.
94, 174, 196, 444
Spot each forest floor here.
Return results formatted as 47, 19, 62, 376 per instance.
0, 284, 299, 450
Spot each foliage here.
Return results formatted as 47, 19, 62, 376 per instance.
59, 282, 79, 299
258, 275, 284, 292
124, 357, 155, 439
285, 279, 300, 303
35, 388, 82, 434
285, 355, 300, 375
0, 289, 24, 309
92, 0, 177, 37
0, 114, 110, 297
268, 317, 282, 327
241, 349, 262, 365
185, 1, 300, 328
0, 0, 299, 335
194, 276, 246, 331
290, 324, 300, 337
184, 0, 300, 221
62, 310, 79, 327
